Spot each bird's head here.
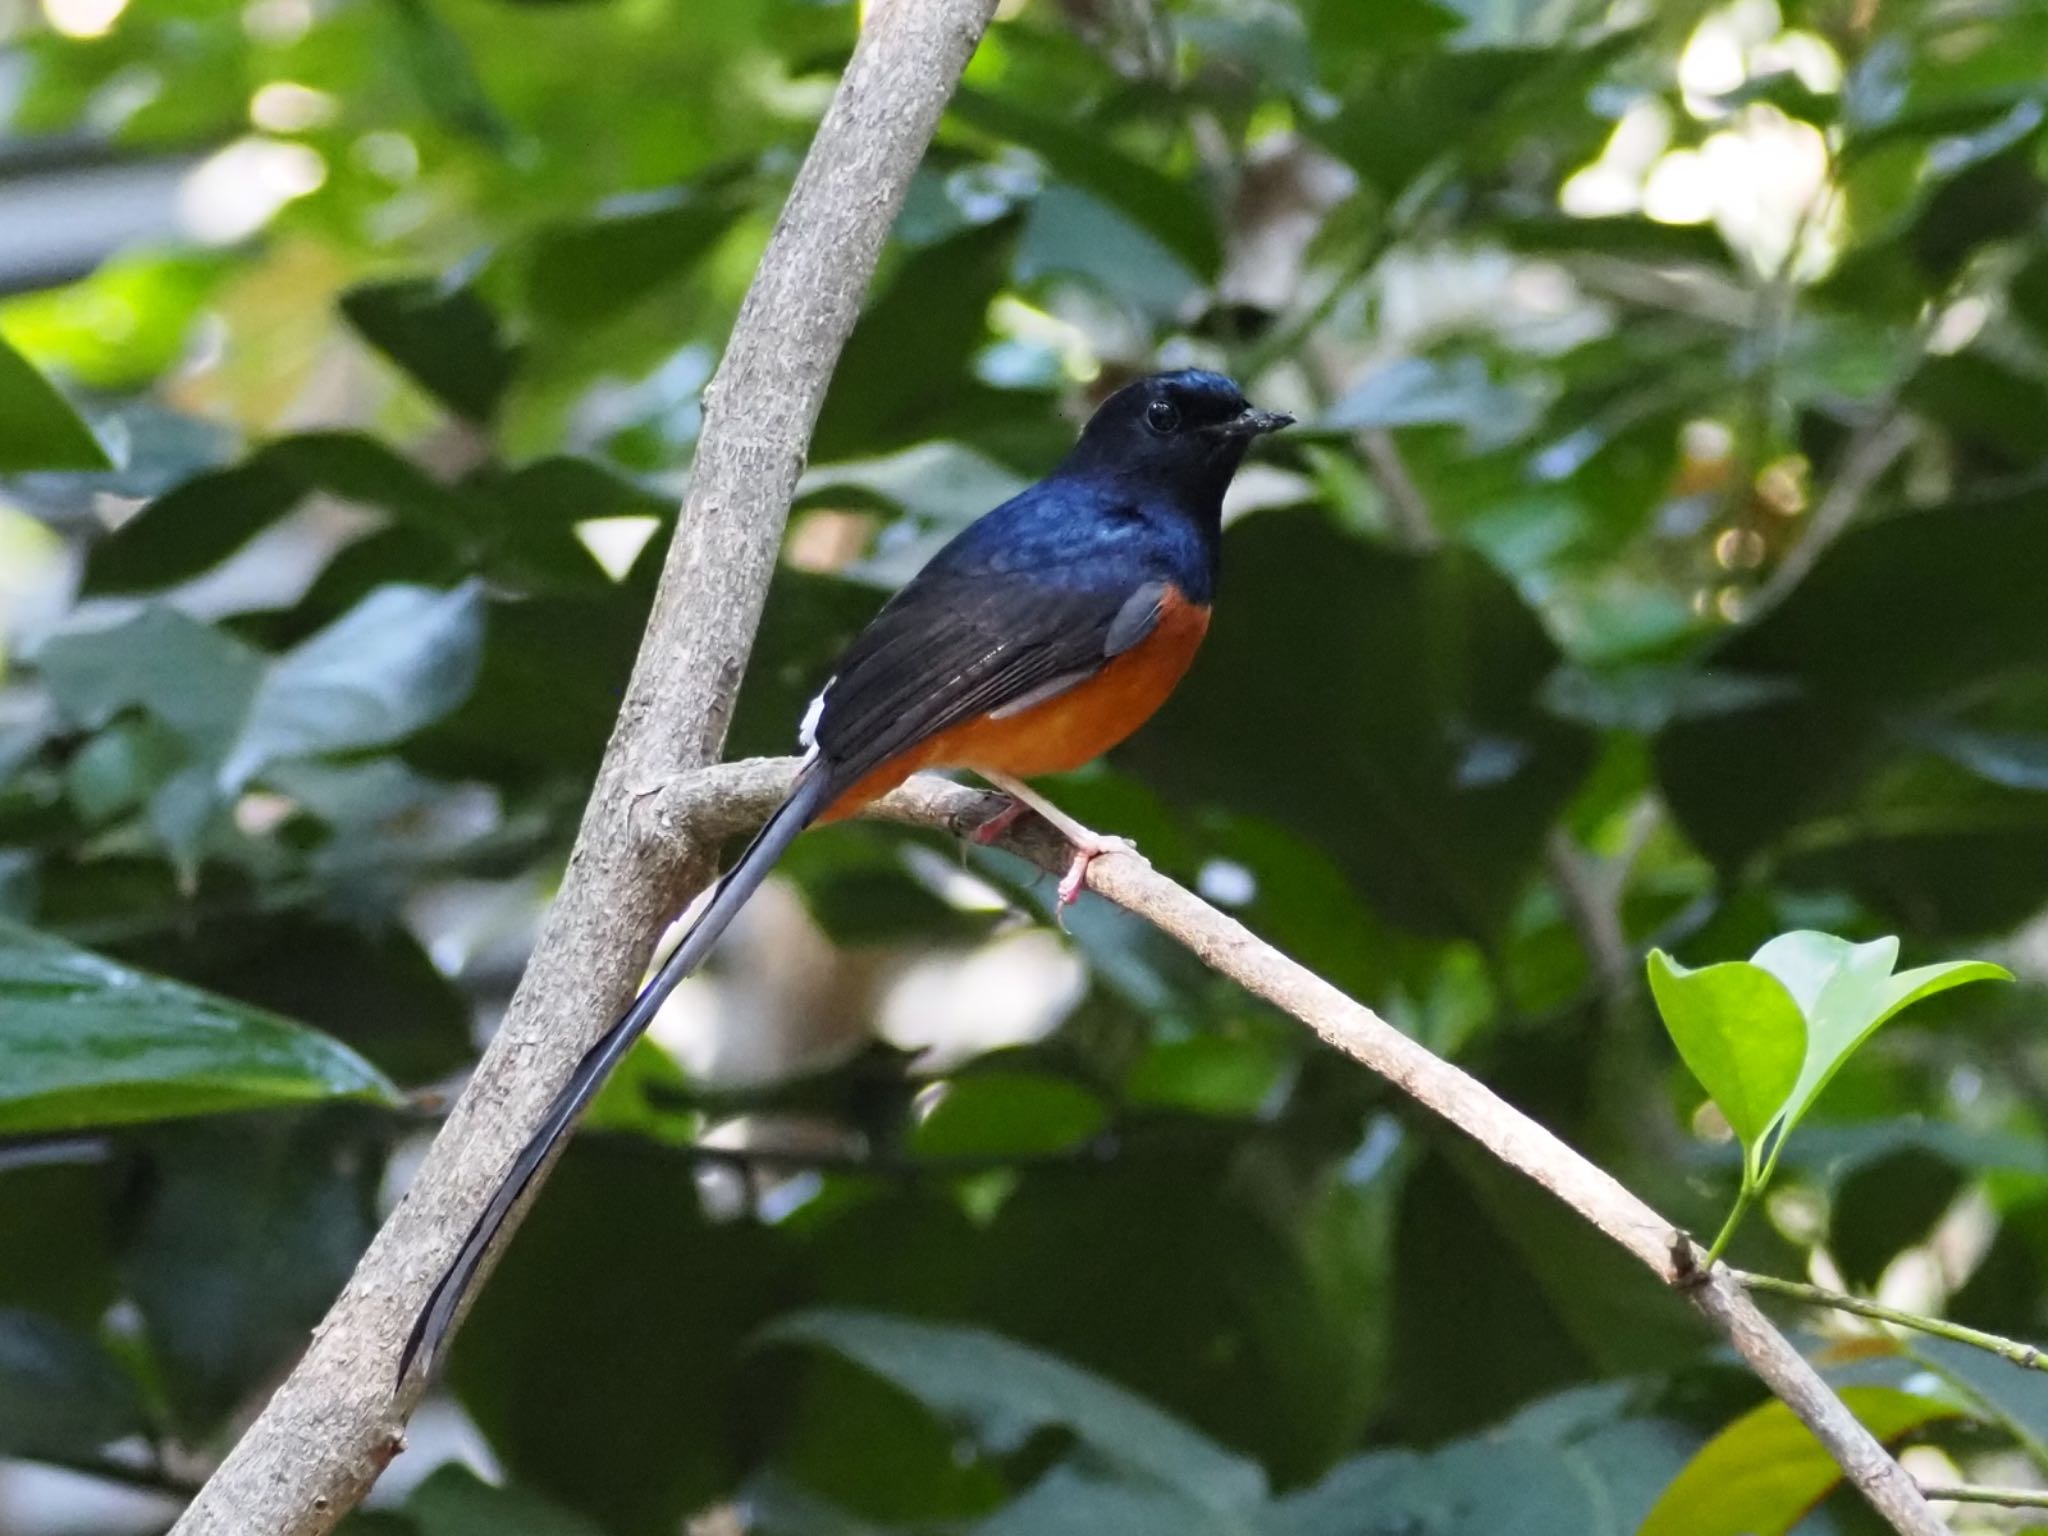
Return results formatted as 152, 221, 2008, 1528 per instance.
1063, 369, 1292, 500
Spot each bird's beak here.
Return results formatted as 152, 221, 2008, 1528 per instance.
1212, 405, 1295, 439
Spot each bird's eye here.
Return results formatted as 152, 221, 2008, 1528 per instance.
1144, 399, 1181, 435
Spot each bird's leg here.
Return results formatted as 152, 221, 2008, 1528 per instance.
977, 771, 1144, 911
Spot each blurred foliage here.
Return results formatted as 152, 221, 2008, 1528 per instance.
7, 0, 2048, 1531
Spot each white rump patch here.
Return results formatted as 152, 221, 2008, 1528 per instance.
798, 679, 832, 752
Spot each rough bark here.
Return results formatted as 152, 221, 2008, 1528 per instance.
168, 3, 999, 1530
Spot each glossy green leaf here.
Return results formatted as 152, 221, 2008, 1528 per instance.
1636, 1387, 1959, 1536
764, 1309, 1267, 1514
1753, 932, 2009, 1137
0, 333, 112, 472
1645, 951, 1805, 1178
0, 920, 396, 1134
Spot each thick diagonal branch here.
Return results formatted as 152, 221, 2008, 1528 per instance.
168, 4, 999, 1532
647, 757, 1955, 1536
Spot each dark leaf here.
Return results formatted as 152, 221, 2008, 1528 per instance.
125, 1112, 383, 1432
341, 277, 523, 424
0, 334, 112, 472
0, 1308, 147, 1462
451, 1139, 794, 1536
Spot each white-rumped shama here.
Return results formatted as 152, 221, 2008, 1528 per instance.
400, 369, 1290, 1381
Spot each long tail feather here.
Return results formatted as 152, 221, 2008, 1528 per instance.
398, 768, 835, 1386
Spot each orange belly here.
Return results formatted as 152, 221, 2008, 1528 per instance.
820, 588, 1210, 822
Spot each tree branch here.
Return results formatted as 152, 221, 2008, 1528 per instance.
643, 756, 1956, 1536
166, 4, 1000, 1531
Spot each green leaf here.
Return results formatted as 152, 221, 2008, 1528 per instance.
340, 277, 522, 424
951, 90, 1221, 279
407, 1465, 610, 1536
39, 605, 264, 752
911, 1074, 1108, 1161
1645, 950, 1805, 1180
763, 1309, 1267, 1514
218, 581, 486, 789
0, 920, 396, 1135
522, 187, 745, 327
1274, 1435, 1609, 1536
1636, 1387, 1960, 1536
0, 333, 112, 472
84, 433, 473, 596
1750, 930, 2009, 1145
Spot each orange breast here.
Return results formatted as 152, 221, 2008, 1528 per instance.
820, 586, 1211, 822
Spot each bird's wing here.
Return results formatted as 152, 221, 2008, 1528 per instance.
811, 570, 1167, 781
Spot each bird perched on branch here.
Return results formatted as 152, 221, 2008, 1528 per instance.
401, 368, 1290, 1381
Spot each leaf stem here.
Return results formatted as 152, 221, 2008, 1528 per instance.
1705, 1182, 1757, 1265
1917, 1483, 2048, 1509
1736, 1270, 2048, 1373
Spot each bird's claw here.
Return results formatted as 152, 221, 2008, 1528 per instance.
1055, 832, 1142, 921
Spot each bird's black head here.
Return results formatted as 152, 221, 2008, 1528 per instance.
1061, 369, 1292, 506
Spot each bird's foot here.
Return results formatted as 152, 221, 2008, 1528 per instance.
1056, 829, 1140, 913
975, 771, 1147, 925
968, 796, 1029, 846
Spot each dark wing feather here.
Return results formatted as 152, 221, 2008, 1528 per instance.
813, 572, 1163, 780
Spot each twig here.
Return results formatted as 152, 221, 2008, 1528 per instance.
1544, 827, 1632, 995
1919, 1484, 2048, 1510
642, 756, 1953, 1536
1739, 1271, 2048, 1373
165, 5, 1002, 1532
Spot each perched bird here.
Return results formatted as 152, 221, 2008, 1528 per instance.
401, 368, 1289, 1381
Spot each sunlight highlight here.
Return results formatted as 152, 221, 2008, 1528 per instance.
41, 0, 128, 37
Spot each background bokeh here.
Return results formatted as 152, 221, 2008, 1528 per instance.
7, 0, 2048, 1531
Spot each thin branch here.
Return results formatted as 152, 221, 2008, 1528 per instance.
166, 5, 1002, 1533
1544, 826, 1632, 995
643, 756, 1955, 1536
1356, 427, 1440, 550
1919, 1484, 2048, 1510
1739, 1271, 2048, 1373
